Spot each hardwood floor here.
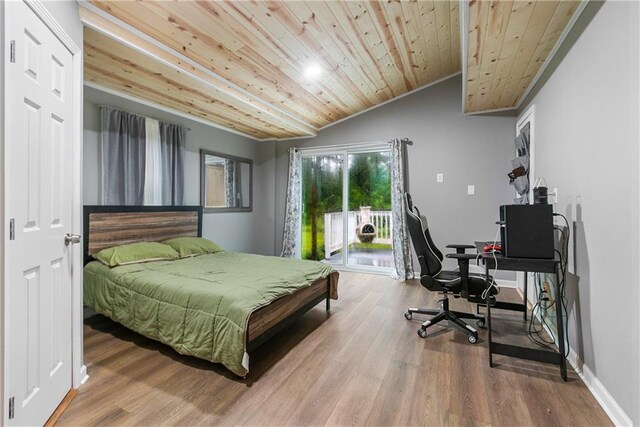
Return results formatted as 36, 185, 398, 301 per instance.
58, 272, 611, 426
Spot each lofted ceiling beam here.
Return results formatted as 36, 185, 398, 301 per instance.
79, 2, 318, 139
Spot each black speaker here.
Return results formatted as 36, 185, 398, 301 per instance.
499, 204, 554, 259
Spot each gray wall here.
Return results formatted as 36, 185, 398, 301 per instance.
83, 86, 276, 255
275, 76, 517, 271
520, 1, 640, 423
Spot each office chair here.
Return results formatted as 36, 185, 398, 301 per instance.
404, 193, 498, 343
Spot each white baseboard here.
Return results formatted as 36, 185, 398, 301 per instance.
513, 288, 632, 426
79, 365, 89, 386
566, 350, 633, 427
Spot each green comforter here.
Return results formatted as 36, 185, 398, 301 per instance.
84, 252, 337, 376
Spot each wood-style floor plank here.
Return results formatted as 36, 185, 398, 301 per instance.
57, 272, 612, 426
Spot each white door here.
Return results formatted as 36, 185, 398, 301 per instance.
5, 1, 75, 425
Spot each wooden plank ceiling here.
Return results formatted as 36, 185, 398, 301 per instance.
84, 28, 299, 139
83, 1, 585, 137
464, 0, 582, 114
82, 0, 461, 140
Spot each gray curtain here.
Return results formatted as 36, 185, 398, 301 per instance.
281, 148, 302, 257
159, 122, 186, 205
101, 107, 146, 205
390, 138, 414, 281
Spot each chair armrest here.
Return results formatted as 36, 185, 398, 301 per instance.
445, 253, 477, 260
445, 253, 476, 298
446, 244, 476, 254
446, 244, 475, 249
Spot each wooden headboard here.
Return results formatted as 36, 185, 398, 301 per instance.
83, 205, 203, 265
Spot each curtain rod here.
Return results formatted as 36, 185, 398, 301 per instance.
295, 138, 413, 152
98, 104, 191, 131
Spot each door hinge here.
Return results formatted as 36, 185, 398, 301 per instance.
9, 40, 16, 63
8, 396, 14, 420
9, 218, 15, 240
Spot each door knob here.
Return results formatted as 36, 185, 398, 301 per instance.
64, 233, 81, 246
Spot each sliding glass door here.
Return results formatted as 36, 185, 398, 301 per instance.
346, 151, 393, 269
301, 146, 394, 273
301, 154, 344, 266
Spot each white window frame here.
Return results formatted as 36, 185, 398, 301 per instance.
298, 142, 394, 275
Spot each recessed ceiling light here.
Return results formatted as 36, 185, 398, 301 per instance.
304, 63, 323, 79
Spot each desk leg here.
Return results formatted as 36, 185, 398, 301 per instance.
523, 272, 528, 322
485, 262, 493, 367
555, 265, 568, 381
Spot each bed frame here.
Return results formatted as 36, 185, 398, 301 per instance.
83, 205, 335, 353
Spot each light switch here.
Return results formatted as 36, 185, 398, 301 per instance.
467, 185, 475, 195
436, 173, 444, 183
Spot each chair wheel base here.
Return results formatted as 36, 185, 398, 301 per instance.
476, 319, 485, 329
418, 329, 427, 338
404, 312, 413, 320
468, 335, 478, 344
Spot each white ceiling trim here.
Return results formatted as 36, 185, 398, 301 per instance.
259, 134, 316, 142
79, 1, 317, 138
85, 82, 262, 141
464, 106, 518, 116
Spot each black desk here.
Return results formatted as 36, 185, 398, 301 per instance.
474, 242, 567, 381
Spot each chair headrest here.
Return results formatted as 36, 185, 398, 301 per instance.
404, 192, 413, 210
405, 192, 428, 232
404, 192, 414, 214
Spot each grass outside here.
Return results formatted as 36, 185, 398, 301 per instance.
302, 223, 325, 260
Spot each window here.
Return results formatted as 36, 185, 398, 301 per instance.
200, 150, 253, 212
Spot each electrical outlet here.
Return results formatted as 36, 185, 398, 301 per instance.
436, 173, 444, 183
467, 185, 475, 195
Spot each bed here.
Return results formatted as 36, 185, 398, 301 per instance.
83, 205, 339, 376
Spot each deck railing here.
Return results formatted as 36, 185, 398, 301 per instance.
323, 210, 392, 259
